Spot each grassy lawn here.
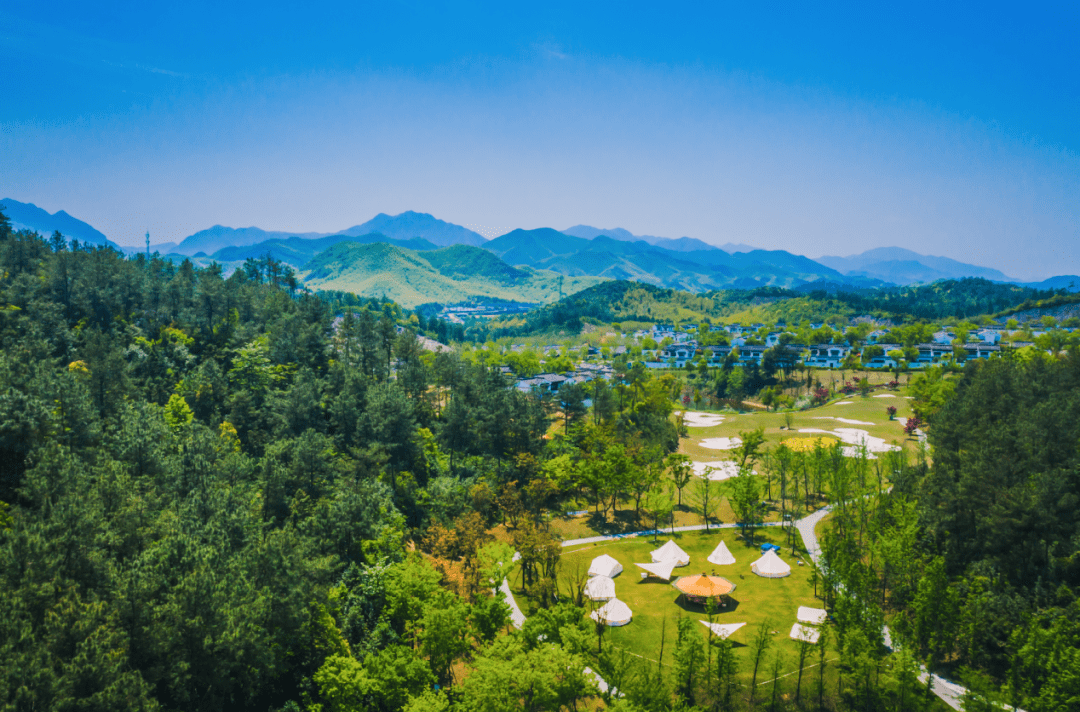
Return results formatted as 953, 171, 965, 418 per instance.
502, 492, 958, 709
539, 383, 919, 542
534, 527, 824, 682
679, 385, 920, 463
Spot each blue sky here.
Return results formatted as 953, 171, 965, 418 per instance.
1, 1, 1077, 280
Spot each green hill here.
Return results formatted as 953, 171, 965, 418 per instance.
300, 242, 604, 307
422, 244, 528, 282
211, 232, 437, 267
481, 227, 848, 291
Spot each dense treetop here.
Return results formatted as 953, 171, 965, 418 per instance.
0, 205, 1077, 712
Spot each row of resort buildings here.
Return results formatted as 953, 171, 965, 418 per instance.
511, 320, 1067, 394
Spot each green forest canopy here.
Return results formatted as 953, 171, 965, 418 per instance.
0, 207, 1077, 712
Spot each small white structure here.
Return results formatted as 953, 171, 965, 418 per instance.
590, 598, 633, 627
707, 541, 736, 566
584, 575, 617, 602
651, 540, 690, 567
583, 666, 622, 697
797, 606, 828, 625
751, 550, 791, 578
790, 623, 821, 643
588, 554, 623, 578
695, 622, 747, 639
700, 620, 746, 640
635, 560, 678, 581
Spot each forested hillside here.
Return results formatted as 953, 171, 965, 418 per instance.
483, 278, 1067, 339
1, 202, 1077, 712
0, 208, 677, 711
300, 242, 603, 308
0, 211, 545, 710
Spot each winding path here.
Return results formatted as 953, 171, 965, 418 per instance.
561, 521, 781, 548
793, 504, 1016, 711
500, 505, 1007, 710
498, 579, 527, 630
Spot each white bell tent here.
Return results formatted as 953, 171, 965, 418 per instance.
706, 540, 736, 566
751, 549, 791, 578
650, 539, 690, 567
588, 554, 623, 578
584, 575, 617, 601
590, 598, 633, 627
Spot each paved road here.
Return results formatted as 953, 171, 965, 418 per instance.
562, 520, 781, 548
790, 505, 1015, 711
497, 579, 527, 630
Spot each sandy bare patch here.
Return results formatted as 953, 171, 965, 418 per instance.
798, 427, 900, 458
836, 401, 854, 405
813, 417, 875, 426
872, 394, 897, 398
694, 461, 757, 481
677, 411, 726, 428
700, 437, 743, 450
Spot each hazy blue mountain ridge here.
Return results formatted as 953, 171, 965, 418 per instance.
819, 246, 1017, 284
1, 198, 116, 248
5, 200, 1074, 293
176, 225, 327, 255
339, 211, 487, 247
485, 226, 848, 290
175, 211, 486, 255
563, 224, 719, 252
1019, 275, 1080, 292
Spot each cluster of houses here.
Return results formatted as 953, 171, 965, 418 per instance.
506, 320, 1072, 396
638, 321, 1033, 370
511, 362, 615, 395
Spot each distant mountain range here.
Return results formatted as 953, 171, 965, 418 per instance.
300, 243, 602, 308
211, 232, 437, 266
3, 200, 1076, 296
562, 225, 718, 253
174, 211, 485, 255
0, 198, 117, 248
562, 225, 762, 255
482, 228, 859, 291
818, 246, 1018, 285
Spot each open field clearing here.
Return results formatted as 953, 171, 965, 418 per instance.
679, 387, 918, 464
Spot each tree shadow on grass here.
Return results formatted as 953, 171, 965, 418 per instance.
635, 576, 673, 586
583, 509, 649, 536
674, 596, 742, 614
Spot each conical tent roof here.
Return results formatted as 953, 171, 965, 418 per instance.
635, 560, 678, 581
673, 574, 736, 598
751, 550, 791, 578
700, 620, 746, 640
797, 606, 828, 625
590, 598, 633, 626
707, 540, 736, 566
650, 540, 690, 566
588, 554, 623, 578
584, 575, 617, 601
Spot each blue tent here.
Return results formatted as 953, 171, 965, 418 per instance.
759, 543, 781, 553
